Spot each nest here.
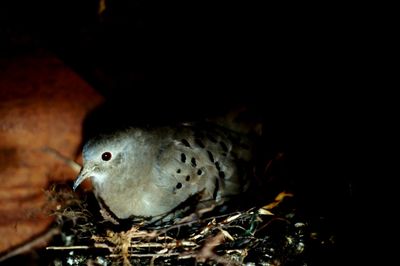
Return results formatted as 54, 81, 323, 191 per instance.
43, 183, 336, 266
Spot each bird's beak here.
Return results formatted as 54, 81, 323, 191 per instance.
73, 168, 91, 191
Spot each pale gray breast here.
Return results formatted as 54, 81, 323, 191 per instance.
153, 123, 254, 206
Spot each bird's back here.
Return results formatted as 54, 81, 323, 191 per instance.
152, 123, 255, 213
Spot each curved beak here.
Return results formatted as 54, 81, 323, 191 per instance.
73, 168, 91, 190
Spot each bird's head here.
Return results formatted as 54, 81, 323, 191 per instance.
73, 133, 130, 190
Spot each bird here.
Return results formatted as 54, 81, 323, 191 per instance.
73, 122, 257, 221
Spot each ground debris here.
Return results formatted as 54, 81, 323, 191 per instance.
43, 186, 336, 266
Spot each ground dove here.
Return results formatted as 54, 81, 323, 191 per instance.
73, 123, 255, 221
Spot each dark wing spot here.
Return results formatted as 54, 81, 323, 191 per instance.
215, 162, 221, 171
195, 138, 205, 148
222, 153, 227, 157
186, 175, 191, 181
197, 169, 202, 175
207, 134, 217, 143
207, 150, 214, 163
181, 139, 191, 147
219, 171, 225, 179
213, 178, 220, 199
176, 169, 181, 173
176, 182, 182, 189
219, 141, 228, 152
181, 153, 186, 163
194, 131, 204, 139
191, 157, 197, 167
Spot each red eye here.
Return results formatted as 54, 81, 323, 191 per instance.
102, 152, 112, 161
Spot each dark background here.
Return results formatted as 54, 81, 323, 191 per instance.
1, 1, 357, 99
1, 1, 356, 264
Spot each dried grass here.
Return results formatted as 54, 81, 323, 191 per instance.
45, 185, 311, 266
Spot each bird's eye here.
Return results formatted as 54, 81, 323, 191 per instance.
101, 152, 112, 161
